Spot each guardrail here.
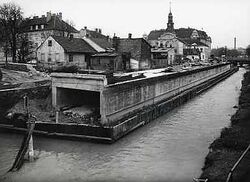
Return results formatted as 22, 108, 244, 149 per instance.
226, 144, 250, 182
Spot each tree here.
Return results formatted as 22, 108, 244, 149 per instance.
0, 21, 10, 65
227, 49, 240, 57
17, 33, 31, 63
0, 2, 23, 63
246, 45, 250, 58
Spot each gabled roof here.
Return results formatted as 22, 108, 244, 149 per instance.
90, 38, 113, 50
51, 36, 96, 53
19, 16, 78, 33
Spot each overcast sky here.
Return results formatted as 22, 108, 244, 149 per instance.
3, 0, 250, 48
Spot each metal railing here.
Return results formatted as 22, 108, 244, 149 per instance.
226, 144, 250, 182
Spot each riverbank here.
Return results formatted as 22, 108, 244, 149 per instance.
200, 67, 250, 182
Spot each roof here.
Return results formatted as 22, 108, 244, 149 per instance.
182, 39, 209, 47
86, 29, 107, 39
148, 28, 209, 41
90, 38, 113, 50
118, 38, 152, 48
51, 36, 96, 53
19, 16, 78, 33
147, 29, 167, 40
151, 47, 174, 53
92, 52, 118, 57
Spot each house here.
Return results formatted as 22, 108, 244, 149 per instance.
151, 48, 175, 68
182, 39, 209, 61
19, 12, 78, 60
113, 34, 152, 70
147, 6, 212, 63
36, 35, 96, 68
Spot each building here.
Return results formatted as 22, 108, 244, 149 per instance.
19, 12, 78, 61
36, 35, 96, 68
147, 6, 212, 64
75, 27, 107, 39
113, 34, 152, 70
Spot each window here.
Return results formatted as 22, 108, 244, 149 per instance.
48, 40, 52, 47
30, 26, 33, 30
200, 48, 203, 52
69, 54, 73, 62
41, 25, 44, 29
55, 53, 60, 62
41, 53, 45, 62
36, 25, 38, 30
48, 53, 52, 62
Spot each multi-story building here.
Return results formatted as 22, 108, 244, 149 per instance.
19, 12, 78, 61
113, 33, 152, 70
147, 6, 212, 64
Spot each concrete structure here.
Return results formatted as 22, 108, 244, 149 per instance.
51, 63, 232, 126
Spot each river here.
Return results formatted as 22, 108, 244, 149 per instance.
0, 68, 246, 182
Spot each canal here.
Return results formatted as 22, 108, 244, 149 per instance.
0, 68, 246, 182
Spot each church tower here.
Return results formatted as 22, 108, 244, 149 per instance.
167, 2, 174, 32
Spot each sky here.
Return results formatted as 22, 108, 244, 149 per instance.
2, 0, 250, 49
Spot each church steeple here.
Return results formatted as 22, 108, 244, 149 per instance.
167, 2, 174, 32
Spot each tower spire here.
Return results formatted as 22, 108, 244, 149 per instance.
167, 1, 174, 32
169, 1, 171, 13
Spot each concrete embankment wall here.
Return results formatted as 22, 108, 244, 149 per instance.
110, 66, 238, 140
103, 64, 232, 125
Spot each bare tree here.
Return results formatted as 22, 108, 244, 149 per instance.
0, 2, 23, 63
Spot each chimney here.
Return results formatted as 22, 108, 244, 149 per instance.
42, 15, 45, 18
95, 28, 98, 32
99, 28, 102, 34
234, 37, 236, 50
58, 12, 62, 20
128, 33, 132, 39
33, 16, 39, 19
112, 35, 120, 51
84, 26, 87, 29
46, 12, 51, 22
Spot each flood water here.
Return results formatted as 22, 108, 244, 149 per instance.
0, 68, 246, 182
